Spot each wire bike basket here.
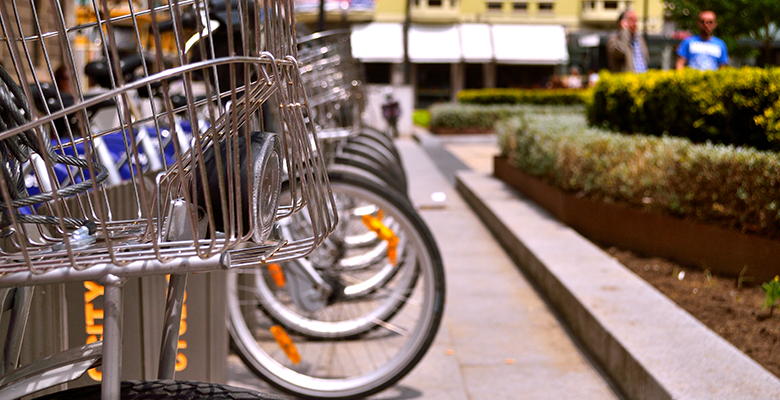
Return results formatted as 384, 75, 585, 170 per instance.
297, 30, 364, 139
0, 0, 338, 279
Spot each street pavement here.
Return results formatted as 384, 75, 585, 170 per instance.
227, 133, 620, 399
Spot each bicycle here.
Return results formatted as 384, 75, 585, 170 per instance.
227, 29, 445, 399
0, 1, 337, 399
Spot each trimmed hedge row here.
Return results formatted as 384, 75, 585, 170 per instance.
413, 109, 431, 128
499, 112, 780, 238
430, 103, 583, 131
587, 68, 780, 150
457, 88, 590, 105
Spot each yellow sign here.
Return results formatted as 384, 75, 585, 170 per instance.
84, 281, 104, 381
84, 278, 189, 381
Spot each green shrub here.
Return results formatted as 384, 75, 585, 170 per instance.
458, 88, 591, 105
499, 112, 780, 238
429, 103, 583, 131
763, 276, 780, 317
587, 68, 780, 150
412, 109, 430, 128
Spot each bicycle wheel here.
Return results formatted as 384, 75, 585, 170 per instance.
359, 125, 397, 151
241, 214, 418, 340
344, 137, 406, 186
243, 171, 419, 339
333, 153, 407, 196
228, 172, 445, 399
350, 130, 402, 164
339, 144, 406, 192
32, 380, 284, 399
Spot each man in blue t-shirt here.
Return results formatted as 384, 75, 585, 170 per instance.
676, 10, 728, 70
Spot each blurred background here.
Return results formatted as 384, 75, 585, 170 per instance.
294, 0, 780, 108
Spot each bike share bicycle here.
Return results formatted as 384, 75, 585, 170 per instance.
0, 0, 337, 398
227, 30, 446, 399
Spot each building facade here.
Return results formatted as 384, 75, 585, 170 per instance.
296, 0, 665, 105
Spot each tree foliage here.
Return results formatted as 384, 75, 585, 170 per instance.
664, 0, 780, 64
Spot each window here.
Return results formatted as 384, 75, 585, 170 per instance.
487, 2, 503, 11
428, 0, 443, 6
585, 1, 596, 9
465, 64, 484, 89
512, 2, 528, 12
538, 2, 554, 12
604, 1, 619, 9
364, 63, 392, 84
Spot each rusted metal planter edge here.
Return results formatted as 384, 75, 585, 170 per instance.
494, 156, 779, 282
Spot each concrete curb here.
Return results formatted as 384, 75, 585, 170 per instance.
455, 170, 780, 400
410, 127, 470, 184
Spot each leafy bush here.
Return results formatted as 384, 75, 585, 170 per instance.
429, 103, 583, 131
499, 112, 780, 238
763, 276, 780, 317
587, 68, 780, 150
413, 109, 430, 128
458, 88, 591, 106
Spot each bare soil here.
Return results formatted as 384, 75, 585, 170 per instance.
604, 247, 780, 378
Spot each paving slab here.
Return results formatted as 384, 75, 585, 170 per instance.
395, 138, 618, 399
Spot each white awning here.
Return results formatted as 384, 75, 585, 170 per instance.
351, 23, 404, 63
459, 24, 493, 63
408, 24, 461, 63
491, 24, 569, 65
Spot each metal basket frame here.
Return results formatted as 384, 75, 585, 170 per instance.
0, 0, 337, 278
297, 29, 365, 141
0, 1, 338, 398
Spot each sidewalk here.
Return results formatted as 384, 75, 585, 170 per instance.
227, 136, 619, 399
387, 137, 618, 399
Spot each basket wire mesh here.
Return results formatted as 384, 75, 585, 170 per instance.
297, 30, 364, 139
0, 0, 337, 275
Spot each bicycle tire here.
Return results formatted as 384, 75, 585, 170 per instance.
339, 146, 406, 191
32, 380, 286, 400
326, 162, 403, 199
340, 141, 406, 187
333, 153, 407, 196
345, 136, 405, 180
360, 125, 396, 148
351, 129, 401, 162
228, 171, 445, 399
346, 136, 401, 169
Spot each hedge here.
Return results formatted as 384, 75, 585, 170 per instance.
429, 103, 583, 131
413, 109, 430, 128
499, 112, 780, 238
587, 68, 780, 150
457, 88, 591, 105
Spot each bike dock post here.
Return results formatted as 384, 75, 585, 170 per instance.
101, 275, 125, 400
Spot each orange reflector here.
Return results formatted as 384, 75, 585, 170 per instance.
270, 325, 301, 364
268, 263, 286, 288
361, 210, 399, 265
387, 247, 398, 264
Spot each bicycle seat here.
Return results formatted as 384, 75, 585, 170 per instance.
84, 53, 151, 89
169, 94, 208, 110
208, 0, 244, 26
30, 82, 74, 113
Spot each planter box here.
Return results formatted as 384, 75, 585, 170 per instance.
494, 156, 779, 282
